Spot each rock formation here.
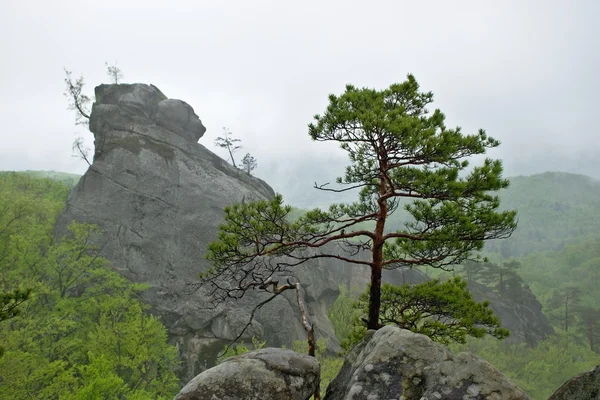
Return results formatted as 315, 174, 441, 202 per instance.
324, 325, 530, 400
548, 365, 600, 400
53, 83, 345, 381
174, 348, 319, 400
467, 280, 554, 345
53, 82, 553, 384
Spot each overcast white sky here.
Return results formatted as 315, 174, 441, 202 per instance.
1, 0, 598, 207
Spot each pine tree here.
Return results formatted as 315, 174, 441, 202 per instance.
202, 74, 517, 332
345, 277, 509, 347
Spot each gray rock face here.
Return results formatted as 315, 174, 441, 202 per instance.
372, 267, 554, 346
548, 365, 600, 400
324, 325, 530, 400
54, 83, 345, 381
468, 281, 554, 345
174, 348, 319, 400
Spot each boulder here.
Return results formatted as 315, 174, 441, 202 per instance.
174, 348, 319, 400
324, 325, 530, 400
548, 365, 600, 400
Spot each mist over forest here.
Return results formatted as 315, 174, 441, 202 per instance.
1, 1, 599, 400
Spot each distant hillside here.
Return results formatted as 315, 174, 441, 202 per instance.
5, 170, 600, 259
287, 171, 600, 259
484, 171, 600, 257
0, 170, 81, 188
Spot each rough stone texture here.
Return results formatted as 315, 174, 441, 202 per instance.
174, 348, 319, 400
548, 365, 600, 400
324, 325, 530, 400
53, 83, 349, 381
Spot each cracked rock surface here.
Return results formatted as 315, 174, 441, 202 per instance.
174, 348, 319, 400
324, 326, 530, 400
53, 83, 346, 381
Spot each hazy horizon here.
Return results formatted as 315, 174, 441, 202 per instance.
1, 0, 599, 207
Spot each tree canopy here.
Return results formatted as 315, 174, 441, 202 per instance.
202, 74, 517, 333
0, 173, 179, 399
345, 277, 509, 348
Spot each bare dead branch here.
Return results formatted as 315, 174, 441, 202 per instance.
72, 137, 92, 166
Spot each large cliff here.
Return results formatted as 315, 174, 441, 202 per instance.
53, 83, 346, 381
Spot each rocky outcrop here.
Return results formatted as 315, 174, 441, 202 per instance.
548, 365, 600, 400
53, 82, 552, 384
53, 83, 345, 381
174, 348, 319, 400
468, 281, 554, 345
324, 325, 530, 400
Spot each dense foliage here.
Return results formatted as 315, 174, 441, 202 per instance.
450, 333, 599, 400
349, 277, 508, 347
332, 277, 508, 351
480, 172, 600, 258
0, 173, 179, 399
5, 165, 600, 398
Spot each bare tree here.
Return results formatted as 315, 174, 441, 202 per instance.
105, 61, 124, 84
72, 137, 92, 166
64, 68, 94, 165
241, 153, 257, 175
63, 68, 91, 125
214, 275, 320, 400
215, 127, 242, 167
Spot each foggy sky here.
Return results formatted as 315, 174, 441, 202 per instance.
1, 0, 598, 207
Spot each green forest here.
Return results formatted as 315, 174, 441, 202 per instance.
0, 172, 179, 399
1, 170, 600, 399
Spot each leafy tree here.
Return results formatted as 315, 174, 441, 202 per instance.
548, 286, 581, 336
0, 288, 30, 322
241, 152, 257, 175
0, 222, 180, 399
201, 74, 517, 333
0, 174, 179, 398
575, 306, 600, 353
344, 277, 508, 348
63, 67, 94, 169
215, 127, 242, 167
327, 285, 360, 342
72, 136, 93, 166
